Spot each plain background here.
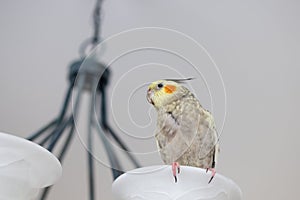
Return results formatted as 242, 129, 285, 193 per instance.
0, 0, 299, 199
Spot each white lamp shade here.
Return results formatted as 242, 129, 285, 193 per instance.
0, 132, 62, 200
112, 165, 242, 200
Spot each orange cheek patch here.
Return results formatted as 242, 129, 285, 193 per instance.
164, 85, 177, 94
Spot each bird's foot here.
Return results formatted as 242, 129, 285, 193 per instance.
172, 162, 180, 183
206, 168, 216, 184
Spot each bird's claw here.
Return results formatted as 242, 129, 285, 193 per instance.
172, 162, 180, 183
206, 168, 216, 184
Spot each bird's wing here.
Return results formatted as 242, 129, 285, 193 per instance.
154, 102, 200, 164
196, 110, 219, 162
176, 98, 219, 162
159, 100, 203, 163
176, 101, 202, 148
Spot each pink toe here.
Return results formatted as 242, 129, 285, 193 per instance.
172, 162, 177, 176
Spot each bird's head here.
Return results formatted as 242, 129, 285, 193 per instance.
147, 79, 190, 109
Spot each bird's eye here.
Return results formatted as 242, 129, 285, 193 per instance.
157, 83, 163, 89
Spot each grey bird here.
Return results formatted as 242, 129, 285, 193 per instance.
147, 79, 219, 183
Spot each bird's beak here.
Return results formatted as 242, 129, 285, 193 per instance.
147, 89, 154, 105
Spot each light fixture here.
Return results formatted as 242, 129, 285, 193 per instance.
112, 166, 242, 200
0, 132, 62, 200
26, 0, 140, 199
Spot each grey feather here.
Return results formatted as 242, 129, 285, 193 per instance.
164, 77, 195, 83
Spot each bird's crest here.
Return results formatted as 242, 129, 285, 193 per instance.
164, 77, 195, 83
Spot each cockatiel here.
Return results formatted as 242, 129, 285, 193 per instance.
147, 79, 219, 183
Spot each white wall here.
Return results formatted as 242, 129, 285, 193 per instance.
0, 0, 299, 199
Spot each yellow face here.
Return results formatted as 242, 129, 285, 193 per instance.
147, 80, 180, 108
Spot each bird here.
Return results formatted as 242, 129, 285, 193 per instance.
146, 78, 219, 184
